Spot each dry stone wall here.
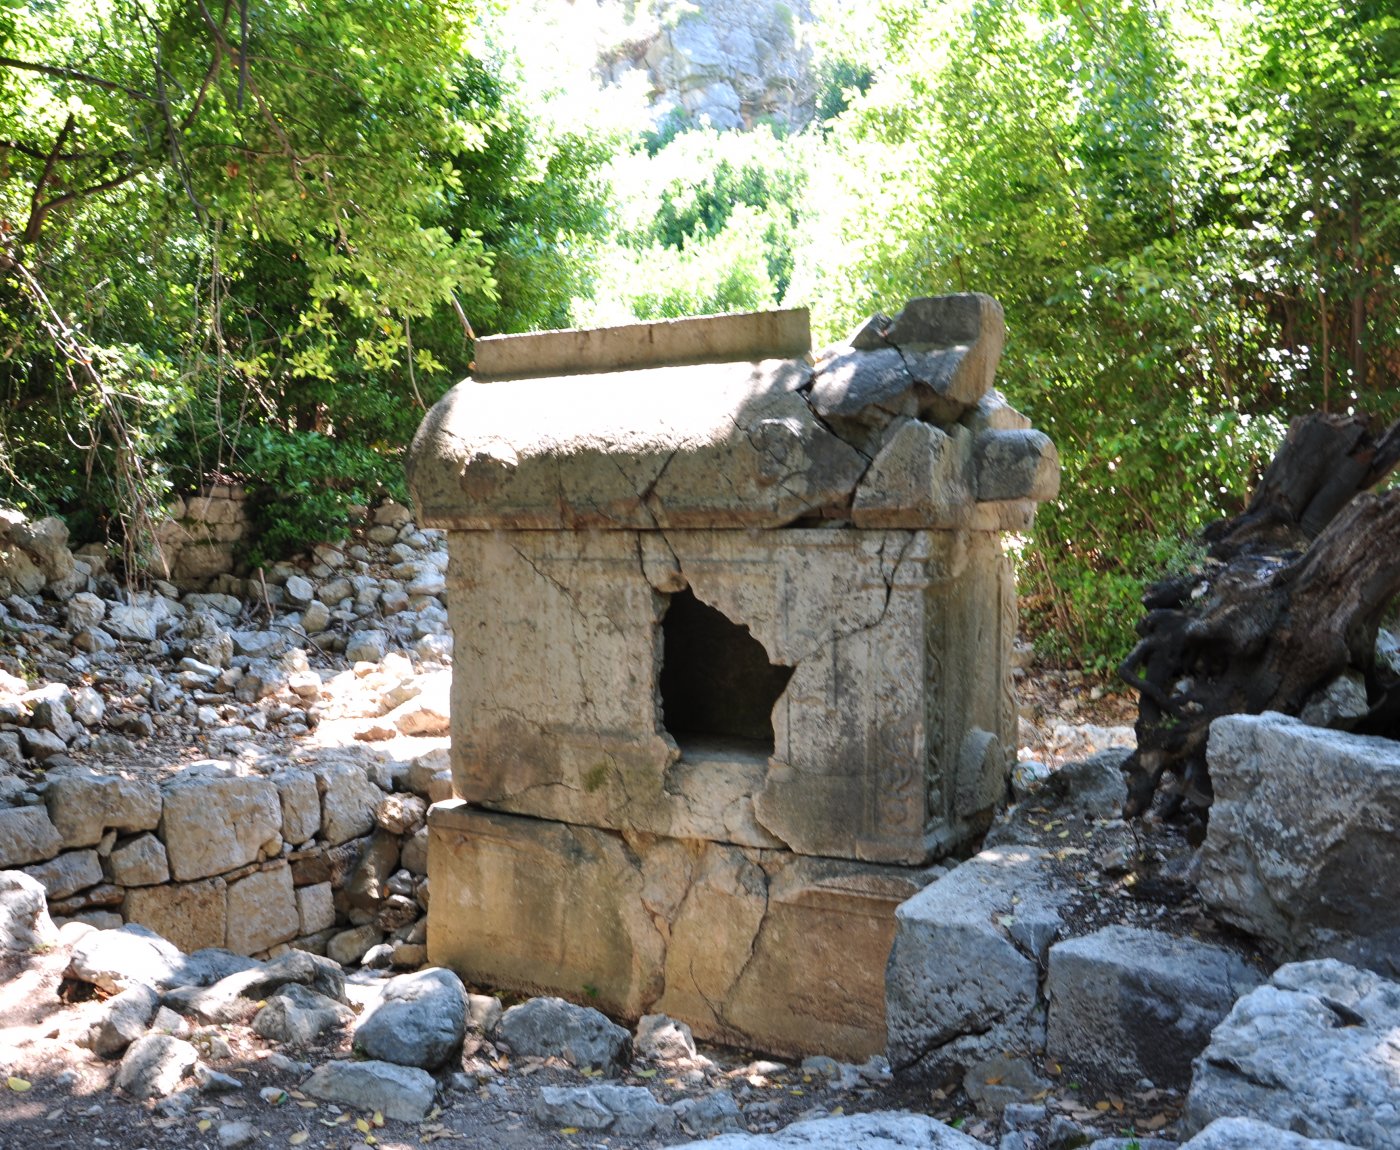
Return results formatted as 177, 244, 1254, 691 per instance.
0, 752, 447, 961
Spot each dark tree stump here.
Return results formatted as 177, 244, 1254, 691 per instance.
1119, 411, 1400, 821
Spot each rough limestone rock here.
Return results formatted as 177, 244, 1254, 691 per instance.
44, 771, 162, 848
535, 1084, 676, 1137
83, 980, 161, 1058
224, 864, 298, 954
311, 762, 382, 846
123, 876, 228, 954
272, 770, 321, 846
105, 833, 169, 887
296, 882, 335, 935
0, 870, 57, 953
166, 950, 346, 1024
327, 924, 382, 966
159, 772, 281, 882
114, 1033, 199, 1099
1199, 714, 1400, 976
1184, 959, 1400, 1148
674, 1090, 745, 1136
496, 996, 632, 1075
1045, 925, 1263, 1088
669, 1111, 987, 1149
636, 1014, 697, 1061
251, 983, 354, 1047
885, 847, 1067, 1072
0, 806, 64, 866
67, 924, 186, 992
23, 849, 102, 899
1180, 1118, 1362, 1150
301, 1059, 436, 1122
353, 967, 466, 1070
1040, 748, 1130, 821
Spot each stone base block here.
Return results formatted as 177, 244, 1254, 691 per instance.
426, 801, 940, 1059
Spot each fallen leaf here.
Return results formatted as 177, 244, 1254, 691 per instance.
289, 1133, 309, 1146
635, 1068, 657, 1079
560, 1128, 579, 1136
197, 1119, 212, 1132
355, 1117, 371, 1134
1145, 1113, 1169, 1131
371, 1112, 385, 1128
7, 1077, 31, 1093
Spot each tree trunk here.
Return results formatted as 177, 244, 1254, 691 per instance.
1119, 411, 1400, 823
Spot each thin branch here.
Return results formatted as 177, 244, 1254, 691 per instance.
23, 113, 76, 243
0, 54, 159, 102
25, 168, 147, 243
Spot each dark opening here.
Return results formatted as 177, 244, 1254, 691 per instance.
659, 587, 794, 753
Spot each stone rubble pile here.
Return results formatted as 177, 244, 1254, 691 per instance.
0, 499, 452, 963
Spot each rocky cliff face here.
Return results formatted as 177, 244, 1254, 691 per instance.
595, 0, 818, 131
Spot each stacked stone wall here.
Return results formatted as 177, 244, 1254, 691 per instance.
0, 754, 450, 964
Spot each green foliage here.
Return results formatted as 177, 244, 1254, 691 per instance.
792, 0, 1399, 667
580, 126, 809, 325
0, 0, 614, 568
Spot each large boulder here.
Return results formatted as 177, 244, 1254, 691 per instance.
495, 996, 632, 1075
0, 870, 57, 953
1045, 925, 1263, 1088
1199, 714, 1400, 976
885, 847, 1067, 1073
353, 967, 466, 1070
1184, 959, 1400, 1149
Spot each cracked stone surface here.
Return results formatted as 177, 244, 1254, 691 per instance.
444, 527, 1017, 865
885, 847, 1070, 1075
407, 297, 1058, 1059
427, 802, 944, 1060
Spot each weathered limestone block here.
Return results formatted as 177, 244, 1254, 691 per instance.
272, 769, 321, 846
427, 802, 938, 1059
105, 833, 169, 887
23, 848, 102, 899
44, 771, 162, 848
312, 762, 382, 846
886, 847, 1070, 1073
850, 420, 975, 528
225, 864, 298, 955
123, 877, 228, 953
448, 527, 1015, 864
0, 805, 64, 866
408, 355, 868, 533
974, 429, 1060, 503
1184, 960, 1400, 1148
296, 882, 335, 935
1199, 714, 1400, 976
1045, 925, 1263, 1088
160, 773, 281, 882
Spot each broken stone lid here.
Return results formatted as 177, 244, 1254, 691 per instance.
407, 296, 1059, 531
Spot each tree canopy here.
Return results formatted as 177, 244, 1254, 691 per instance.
2, 0, 1395, 667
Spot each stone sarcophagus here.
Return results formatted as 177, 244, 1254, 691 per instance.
407, 296, 1058, 1058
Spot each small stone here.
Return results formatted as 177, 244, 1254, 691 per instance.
114, 1034, 199, 1099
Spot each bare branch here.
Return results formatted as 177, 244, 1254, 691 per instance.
0, 53, 158, 102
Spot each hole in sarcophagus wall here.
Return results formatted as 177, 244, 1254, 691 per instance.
659, 587, 793, 755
